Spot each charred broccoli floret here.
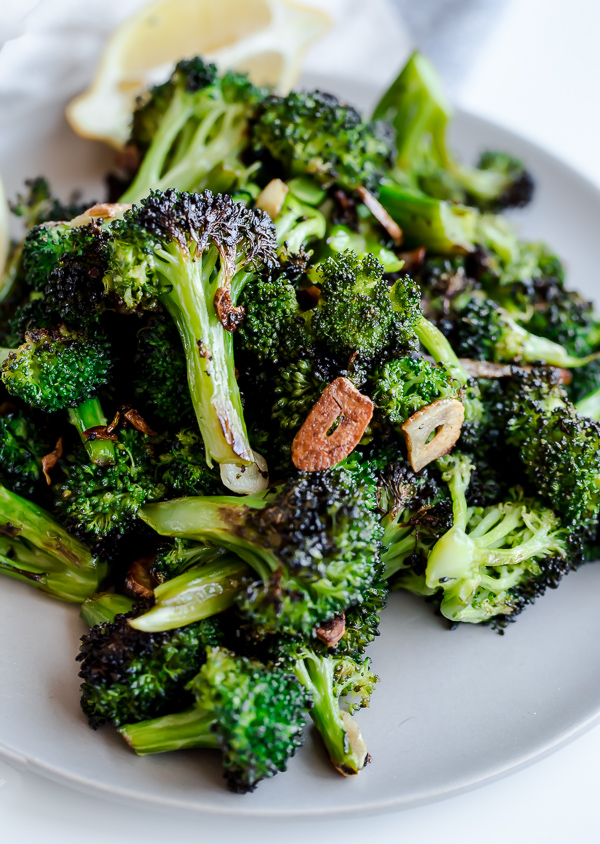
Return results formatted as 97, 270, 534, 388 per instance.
453, 295, 598, 368
1, 326, 115, 465
77, 604, 223, 728
0, 483, 105, 601
139, 455, 382, 637
253, 90, 393, 192
119, 646, 308, 793
506, 370, 600, 531
121, 58, 265, 203
103, 189, 277, 467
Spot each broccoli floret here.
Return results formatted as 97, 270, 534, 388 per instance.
103, 189, 277, 468
235, 274, 311, 366
453, 295, 598, 368
267, 637, 374, 776
158, 429, 221, 497
313, 251, 419, 360
371, 356, 460, 429
151, 537, 223, 582
55, 429, 166, 541
10, 177, 91, 229
253, 90, 393, 192
121, 59, 265, 203
77, 605, 223, 728
133, 315, 195, 428
506, 369, 600, 531
0, 408, 47, 495
323, 219, 404, 274
0, 483, 105, 602
373, 52, 534, 212
1, 326, 115, 465
119, 646, 308, 793
269, 188, 327, 259
139, 455, 383, 637
422, 453, 571, 623
269, 358, 329, 465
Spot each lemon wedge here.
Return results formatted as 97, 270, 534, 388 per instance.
66, 0, 330, 149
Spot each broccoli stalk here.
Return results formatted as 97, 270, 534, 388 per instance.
120, 59, 264, 203
374, 52, 533, 211
424, 454, 568, 622
291, 650, 372, 776
271, 190, 326, 255
0, 327, 115, 465
575, 386, 600, 420
0, 484, 105, 602
378, 182, 478, 254
119, 647, 307, 793
129, 555, 251, 632
104, 189, 277, 466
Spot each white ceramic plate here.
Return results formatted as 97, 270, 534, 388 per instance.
1, 74, 600, 818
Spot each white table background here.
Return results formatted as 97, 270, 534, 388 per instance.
3, 0, 600, 839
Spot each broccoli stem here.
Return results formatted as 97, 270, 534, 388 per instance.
415, 317, 470, 385
156, 244, 252, 465
293, 653, 366, 776
378, 182, 477, 254
129, 557, 250, 632
499, 318, 600, 368
119, 93, 199, 204
274, 194, 326, 253
80, 592, 135, 626
119, 707, 219, 755
68, 397, 116, 466
575, 387, 600, 420
138, 494, 277, 582
0, 484, 105, 602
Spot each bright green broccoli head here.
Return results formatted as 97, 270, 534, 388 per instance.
55, 429, 166, 540
119, 646, 308, 793
1, 326, 111, 412
235, 273, 311, 365
158, 428, 222, 497
10, 177, 92, 229
253, 90, 394, 192
313, 251, 419, 360
371, 356, 460, 428
77, 605, 223, 728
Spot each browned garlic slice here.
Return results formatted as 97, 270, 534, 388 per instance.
291, 377, 373, 472
401, 398, 464, 473
256, 179, 289, 220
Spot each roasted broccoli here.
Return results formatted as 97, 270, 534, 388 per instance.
0, 483, 105, 601
103, 189, 277, 467
1, 326, 115, 465
121, 59, 265, 203
253, 90, 393, 192
139, 455, 382, 637
374, 52, 534, 212
371, 356, 460, 429
78, 604, 223, 728
119, 646, 308, 793
0, 408, 47, 495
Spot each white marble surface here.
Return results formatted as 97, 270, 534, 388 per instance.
2, 0, 600, 839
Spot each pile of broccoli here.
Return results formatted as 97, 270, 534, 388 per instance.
2, 50, 600, 793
